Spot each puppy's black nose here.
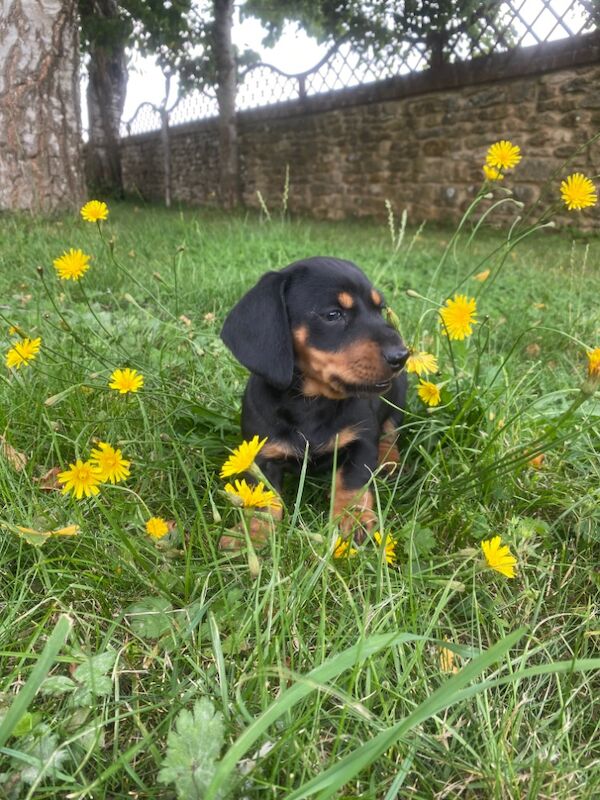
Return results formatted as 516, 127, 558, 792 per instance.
383, 347, 409, 370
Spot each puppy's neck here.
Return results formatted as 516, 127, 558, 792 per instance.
299, 374, 347, 401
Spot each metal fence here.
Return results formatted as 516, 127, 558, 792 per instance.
121, 0, 596, 137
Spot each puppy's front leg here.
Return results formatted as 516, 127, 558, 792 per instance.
219, 459, 284, 551
332, 440, 378, 544
377, 419, 401, 472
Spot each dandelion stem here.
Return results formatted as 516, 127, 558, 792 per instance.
96, 226, 178, 321
79, 282, 115, 342
427, 189, 487, 295
97, 500, 182, 604
36, 268, 113, 369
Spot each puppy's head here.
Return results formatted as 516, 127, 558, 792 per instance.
221, 257, 408, 398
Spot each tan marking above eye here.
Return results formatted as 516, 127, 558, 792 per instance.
338, 292, 354, 309
371, 289, 382, 306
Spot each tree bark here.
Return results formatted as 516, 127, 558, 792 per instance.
427, 30, 448, 70
85, 0, 128, 196
0, 0, 85, 213
213, 0, 239, 208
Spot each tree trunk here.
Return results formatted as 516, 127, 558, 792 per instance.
85, 0, 128, 196
0, 0, 85, 213
427, 30, 447, 70
213, 0, 239, 209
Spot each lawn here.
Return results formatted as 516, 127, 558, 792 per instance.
0, 199, 599, 799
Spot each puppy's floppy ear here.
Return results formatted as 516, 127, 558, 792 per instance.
221, 271, 293, 389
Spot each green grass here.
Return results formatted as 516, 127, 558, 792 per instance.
0, 201, 599, 799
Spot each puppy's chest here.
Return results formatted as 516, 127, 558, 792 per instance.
270, 400, 375, 459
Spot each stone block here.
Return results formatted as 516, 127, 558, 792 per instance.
580, 92, 600, 108
560, 77, 590, 93
467, 88, 507, 108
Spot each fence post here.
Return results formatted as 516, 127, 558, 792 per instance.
298, 75, 306, 100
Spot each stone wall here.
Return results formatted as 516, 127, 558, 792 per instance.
121, 32, 600, 228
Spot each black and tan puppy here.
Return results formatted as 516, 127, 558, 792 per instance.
220, 256, 408, 548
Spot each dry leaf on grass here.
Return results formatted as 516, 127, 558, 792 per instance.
1, 522, 80, 547
439, 646, 459, 674
0, 435, 27, 472
35, 466, 62, 491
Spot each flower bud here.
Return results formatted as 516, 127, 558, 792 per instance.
248, 547, 261, 578
384, 306, 402, 332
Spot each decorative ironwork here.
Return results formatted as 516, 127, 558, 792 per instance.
122, 0, 596, 137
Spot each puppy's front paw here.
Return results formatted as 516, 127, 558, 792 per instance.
334, 487, 376, 544
219, 508, 281, 551
218, 529, 245, 551
338, 506, 376, 544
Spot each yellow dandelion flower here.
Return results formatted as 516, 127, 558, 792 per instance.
406, 351, 439, 377
146, 516, 169, 539
482, 164, 504, 181
109, 368, 144, 394
481, 535, 517, 578
587, 347, 600, 378
53, 248, 91, 281
473, 269, 491, 282
560, 173, 597, 211
439, 294, 478, 341
80, 200, 109, 222
333, 536, 357, 559
89, 442, 131, 484
6, 337, 41, 369
224, 478, 282, 509
373, 530, 397, 564
220, 435, 267, 478
417, 380, 442, 407
486, 140, 521, 171
58, 459, 102, 500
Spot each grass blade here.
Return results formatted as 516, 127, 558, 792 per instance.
286, 627, 526, 800
206, 632, 428, 798
0, 614, 72, 749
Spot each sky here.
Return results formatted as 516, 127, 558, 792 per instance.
122, 16, 326, 121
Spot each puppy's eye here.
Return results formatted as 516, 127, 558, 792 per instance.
324, 309, 343, 322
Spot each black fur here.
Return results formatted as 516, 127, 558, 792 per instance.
221, 256, 409, 501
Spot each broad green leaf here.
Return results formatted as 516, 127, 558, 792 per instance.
40, 676, 77, 696
125, 597, 174, 639
158, 698, 227, 799
71, 650, 117, 707
18, 724, 70, 786
12, 711, 42, 737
